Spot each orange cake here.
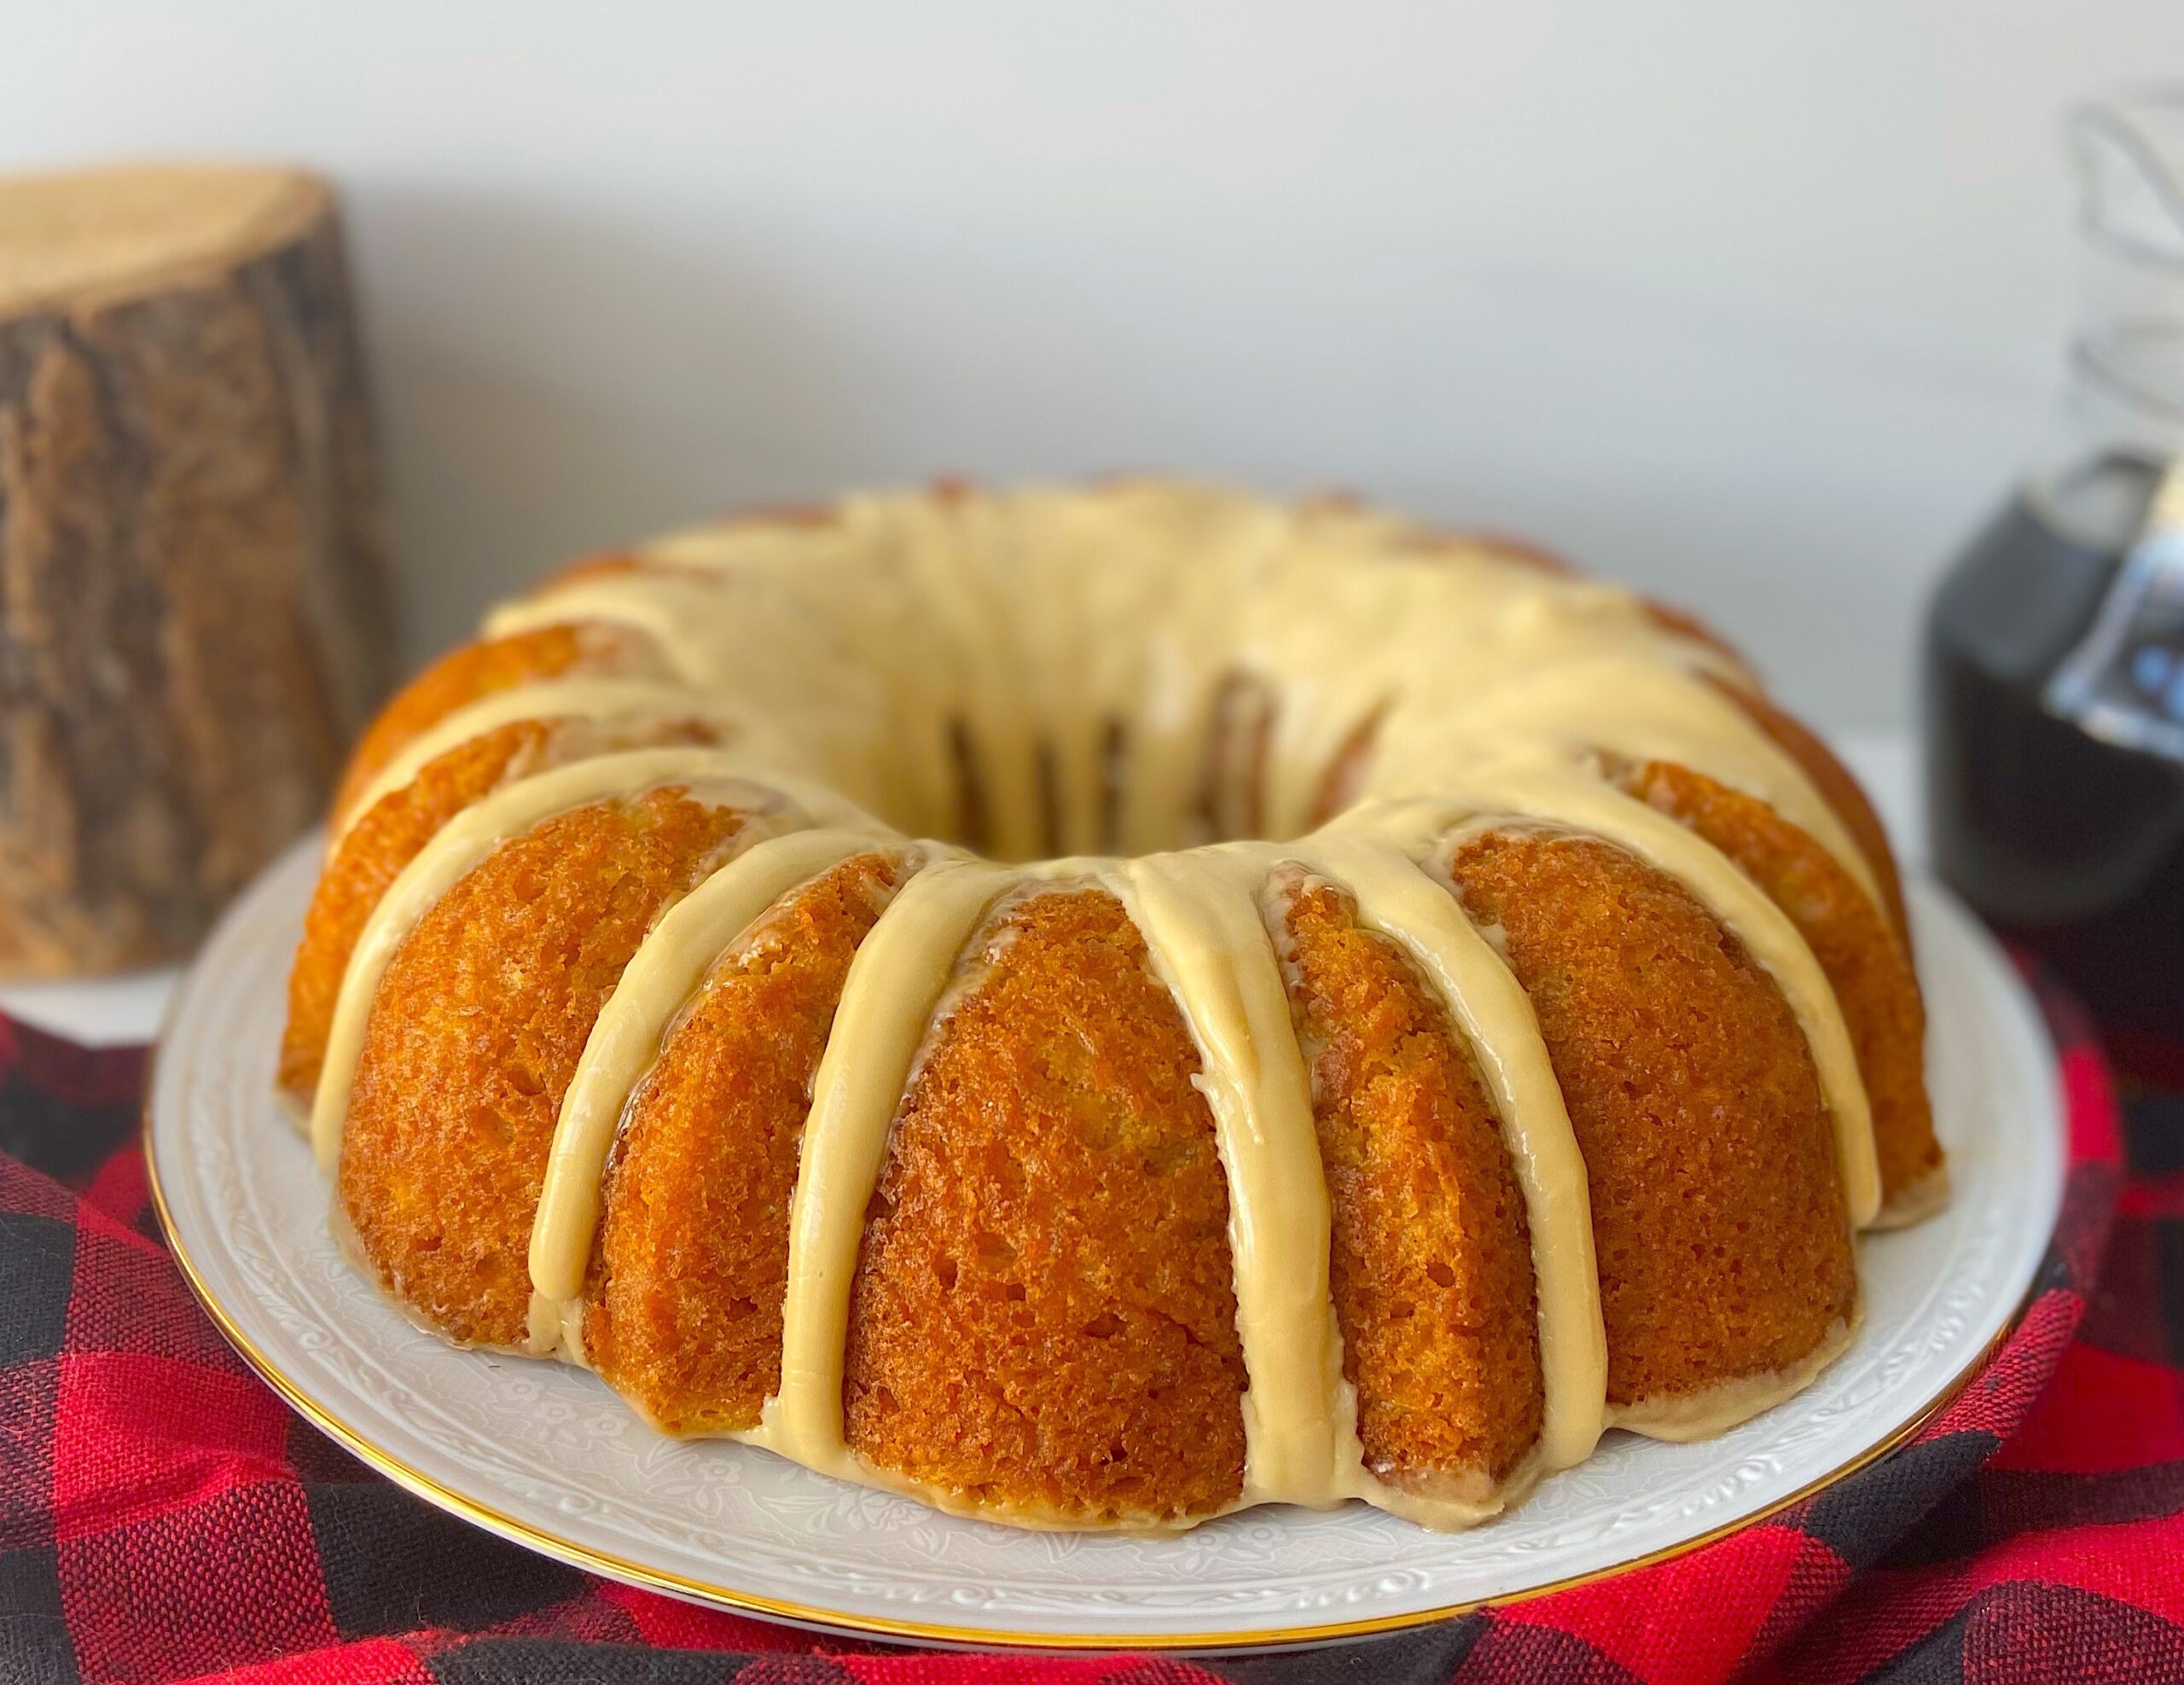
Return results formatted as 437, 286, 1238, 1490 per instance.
288, 479, 1943, 1531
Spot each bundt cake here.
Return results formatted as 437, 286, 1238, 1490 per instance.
283, 479, 1944, 1532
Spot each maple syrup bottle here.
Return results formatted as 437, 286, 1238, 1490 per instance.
1926, 94, 2184, 1043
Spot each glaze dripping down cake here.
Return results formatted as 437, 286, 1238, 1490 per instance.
282, 480, 1943, 1531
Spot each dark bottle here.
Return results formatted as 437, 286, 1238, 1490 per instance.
1926, 92, 2184, 1045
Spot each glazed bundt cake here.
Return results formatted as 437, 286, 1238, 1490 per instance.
284, 479, 1944, 1531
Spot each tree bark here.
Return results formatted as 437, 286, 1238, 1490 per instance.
0, 164, 398, 975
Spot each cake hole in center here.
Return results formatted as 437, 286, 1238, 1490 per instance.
932, 676, 1380, 862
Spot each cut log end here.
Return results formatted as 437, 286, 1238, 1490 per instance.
0, 163, 397, 978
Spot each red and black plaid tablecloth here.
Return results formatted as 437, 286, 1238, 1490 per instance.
0, 967, 2171, 1685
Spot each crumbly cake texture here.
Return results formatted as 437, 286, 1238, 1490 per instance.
1275, 874, 1546, 1495
843, 890, 1249, 1524
337, 788, 747, 1348
290, 479, 1941, 1533
586, 851, 901, 1433
282, 713, 722, 1100
1443, 832, 1857, 1407
330, 623, 663, 818
1620, 758, 1939, 1211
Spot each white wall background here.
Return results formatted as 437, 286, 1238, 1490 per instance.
8, 2, 2180, 727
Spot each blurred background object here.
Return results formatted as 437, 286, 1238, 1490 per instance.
2, 0, 2172, 735
1927, 90, 2184, 1046
0, 163, 396, 976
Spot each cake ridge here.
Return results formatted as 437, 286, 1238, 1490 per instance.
526, 828, 912, 1323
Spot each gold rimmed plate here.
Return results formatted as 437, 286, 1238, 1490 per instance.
148, 833, 2065, 1652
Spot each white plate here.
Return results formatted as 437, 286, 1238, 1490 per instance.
148, 833, 2065, 1651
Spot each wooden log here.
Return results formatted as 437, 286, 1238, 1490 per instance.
0, 164, 398, 976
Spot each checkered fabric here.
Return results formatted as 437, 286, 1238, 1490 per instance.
0, 967, 2165, 1685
